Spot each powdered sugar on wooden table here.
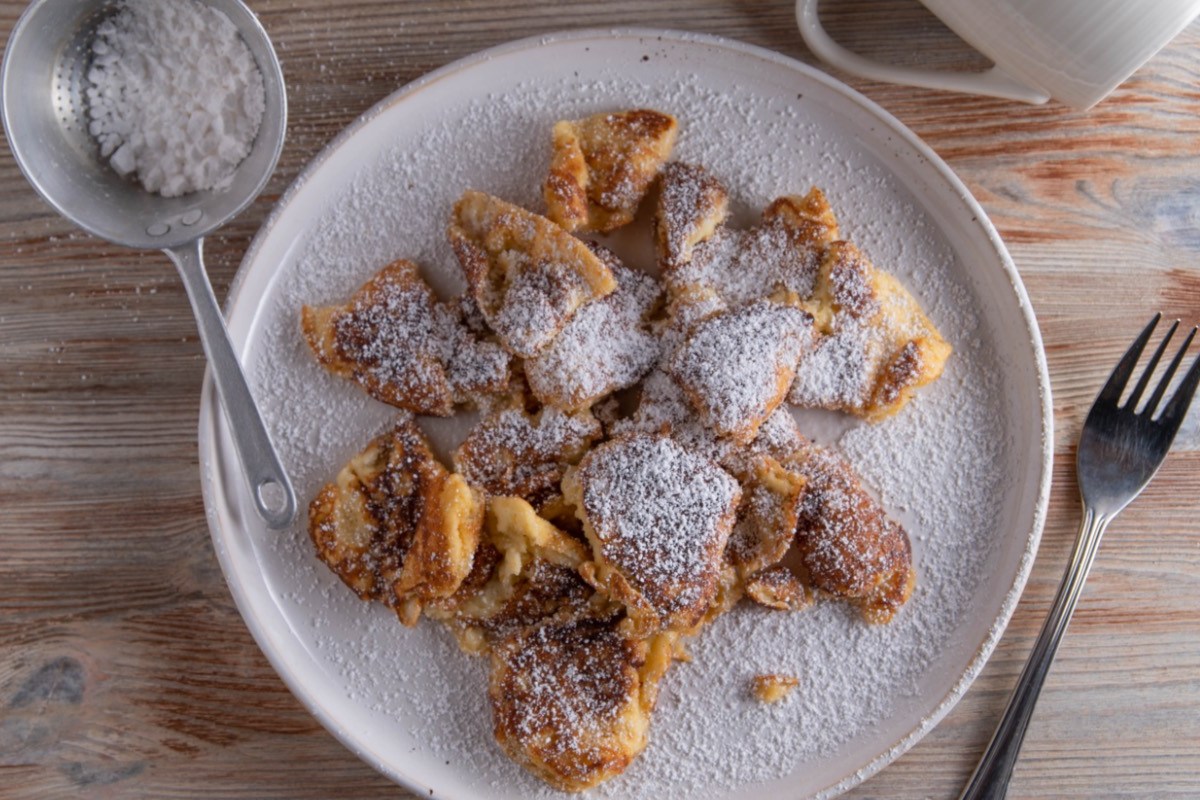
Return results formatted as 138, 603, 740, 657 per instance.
236, 39, 1024, 800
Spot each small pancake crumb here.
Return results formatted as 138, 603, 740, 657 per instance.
750, 674, 800, 704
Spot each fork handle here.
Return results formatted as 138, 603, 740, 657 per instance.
958, 503, 1112, 800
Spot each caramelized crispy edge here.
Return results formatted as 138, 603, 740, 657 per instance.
863, 271, 953, 422
452, 405, 603, 503
728, 455, 805, 577
429, 495, 593, 653
308, 479, 378, 600
763, 186, 840, 248
392, 474, 485, 625
543, 121, 590, 232
745, 566, 811, 612
545, 110, 678, 235
788, 444, 917, 623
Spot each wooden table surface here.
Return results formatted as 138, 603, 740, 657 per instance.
2, 1, 1198, 798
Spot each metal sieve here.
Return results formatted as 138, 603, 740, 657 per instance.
2, 0, 295, 528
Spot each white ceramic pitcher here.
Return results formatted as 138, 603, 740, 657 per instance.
797, 0, 1200, 109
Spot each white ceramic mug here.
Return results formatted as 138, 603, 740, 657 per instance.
796, 0, 1200, 109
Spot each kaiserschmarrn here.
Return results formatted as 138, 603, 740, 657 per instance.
300, 107, 948, 792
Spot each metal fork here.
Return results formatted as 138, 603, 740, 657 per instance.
959, 313, 1200, 800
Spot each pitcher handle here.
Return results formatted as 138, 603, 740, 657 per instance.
796, 0, 1051, 104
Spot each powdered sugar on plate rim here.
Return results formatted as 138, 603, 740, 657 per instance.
199, 28, 1052, 800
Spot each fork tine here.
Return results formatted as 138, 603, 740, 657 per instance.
1097, 313, 1161, 406
1145, 325, 1197, 418
1127, 319, 1179, 411
1154, 336, 1200, 432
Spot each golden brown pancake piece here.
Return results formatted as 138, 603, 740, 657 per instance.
726, 456, 804, 575
664, 186, 839, 308
788, 241, 952, 421
429, 495, 599, 654
744, 566, 811, 612
448, 190, 617, 357
724, 455, 811, 613
666, 300, 814, 443
308, 416, 485, 626
787, 443, 915, 623
489, 614, 675, 791
654, 161, 729, 271
301, 259, 509, 415
453, 402, 602, 510
525, 244, 662, 412
762, 189, 840, 250
563, 434, 742, 634
544, 109, 678, 234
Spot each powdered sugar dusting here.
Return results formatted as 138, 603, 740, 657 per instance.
526, 256, 662, 411
491, 617, 644, 782
454, 405, 602, 506
575, 435, 741, 620
614, 369, 733, 465
495, 260, 586, 356
319, 261, 509, 412
789, 322, 877, 410
672, 223, 821, 306
335, 268, 452, 391
234, 36, 1028, 800
667, 301, 812, 439
791, 246, 945, 415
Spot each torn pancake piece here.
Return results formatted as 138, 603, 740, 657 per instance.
664, 187, 839, 307
544, 109, 678, 234
725, 455, 811, 613
762, 189, 840, 252
307, 415, 484, 626
726, 456, 805, 577
428, 495, 598, 654
666, 300, 814, 443
614, 370, 807, 479
787, 443, 916, 623
563, 434, 742, 634
744, 566, 811, 612
610, 368, 732, 466
489, 614, 676, 791
788, 241, 951, 421
525, 245, 662, 412
654, 161, 729, 271
453, 402, 603, 510
301, 259, 509, 415
448, 190, 617, 357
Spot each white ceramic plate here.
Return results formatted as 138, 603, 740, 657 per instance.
199, 29, 1052, 800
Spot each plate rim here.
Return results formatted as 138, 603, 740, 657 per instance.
200, 26, 1054, 800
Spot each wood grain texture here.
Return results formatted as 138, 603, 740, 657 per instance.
1, 0, 1198, 798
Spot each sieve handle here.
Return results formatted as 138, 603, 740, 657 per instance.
165, 239, 297, 530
